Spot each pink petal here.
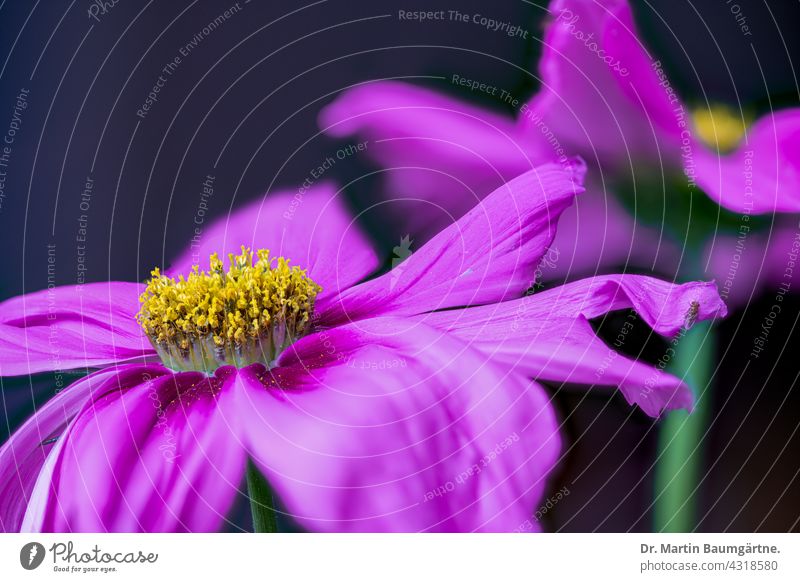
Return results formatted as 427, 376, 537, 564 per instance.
22, 366, 245, 532
0, 282, 154, 376
318, 161, 586, 324
422, 275, 727, 416
546, 182, 679, 280
168, 183, 379, 300
526, 0, 682, 166
535, 0, 800, 215
703, 236, 762, 311
695, 109, 800, 213
0, 366, 163, 531
225, 318, 561, 532
530, 274, 727, 335
703, 220, 800, 309
320, 81, 550, 239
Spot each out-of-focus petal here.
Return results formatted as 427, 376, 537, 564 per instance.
22, 366, 245, 532
320, 81, 552, 238
545, 183, 679, 281
695, 109, 800, 213
320, 80, 548, 171
422, 275, 726, 416
704, 220, 800, 308
526, 0, 681, 166
318, 162, 586, 324
226, 318, 561, 532
0, 283, 154, 376
168, 183, 379, 300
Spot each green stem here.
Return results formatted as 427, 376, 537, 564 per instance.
246, 461, 279, 533
653, 321, 715, 532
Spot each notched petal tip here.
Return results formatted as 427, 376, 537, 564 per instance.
563, 155, 588, 187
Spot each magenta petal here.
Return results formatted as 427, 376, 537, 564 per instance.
704, 230, 772, 310
438, 312, 688, 416
318, 162, 586, 324
23, 367, 245, 532
320, 81, 547, 170
225, 319, 560, 532
0, 282, 154, 376
422, 275, 727, 416
320, 81, 550, 239
0, 366, 163, 532
168, 183, 379, 299
529, 274, 727, 336
695, 109, 800, 213
527, 0, 680, 165
545, 183, 679, 280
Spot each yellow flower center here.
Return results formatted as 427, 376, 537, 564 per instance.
691, 104, 749, 153
137, 247, 322, 371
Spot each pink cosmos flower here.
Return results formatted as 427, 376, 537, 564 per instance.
319, 0, 800, 299
0, 166, 725, 533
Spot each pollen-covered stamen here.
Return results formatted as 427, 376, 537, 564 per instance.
692, 104, 749, 153
137, 247, 322, 372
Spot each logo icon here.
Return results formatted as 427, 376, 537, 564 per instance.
20, 542, 46, 570
390, 235, 413, 290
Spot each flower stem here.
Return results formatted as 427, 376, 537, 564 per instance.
246, 460, 279, 533
653, 321, 715, 532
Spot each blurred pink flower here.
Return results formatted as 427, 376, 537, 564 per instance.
320, 0, 800, 303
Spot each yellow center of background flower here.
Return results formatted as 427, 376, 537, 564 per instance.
691, 104, 749, 153
138, 247, 321, 371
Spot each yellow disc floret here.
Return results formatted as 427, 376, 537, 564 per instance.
692, 104, 749, 153
138, 247, 322, 371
